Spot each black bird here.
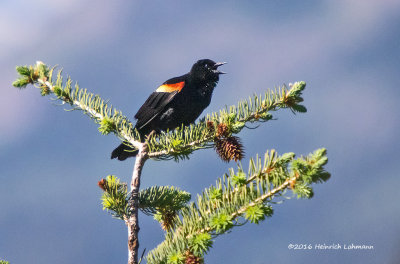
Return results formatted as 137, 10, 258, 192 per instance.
111, 59, 226, 160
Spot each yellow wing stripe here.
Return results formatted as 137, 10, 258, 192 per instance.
156, 81, 185, 93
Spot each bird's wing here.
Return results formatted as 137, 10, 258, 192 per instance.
134, 77, 186, 130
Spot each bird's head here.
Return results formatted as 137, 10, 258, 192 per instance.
190, 59, 226, 83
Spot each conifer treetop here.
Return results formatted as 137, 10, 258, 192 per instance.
12, 61, 330, 264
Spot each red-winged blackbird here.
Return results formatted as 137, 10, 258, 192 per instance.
111, 59, 226, 160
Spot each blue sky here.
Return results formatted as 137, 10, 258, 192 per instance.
1, 1, 400, 263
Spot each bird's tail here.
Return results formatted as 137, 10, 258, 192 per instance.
111, 142, 139, 161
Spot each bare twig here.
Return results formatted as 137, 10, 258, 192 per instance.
127, 142, 148, 264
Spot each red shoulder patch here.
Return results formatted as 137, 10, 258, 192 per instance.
156, 81, 185, 93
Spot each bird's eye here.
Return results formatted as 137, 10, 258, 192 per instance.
204, 63, 208, 68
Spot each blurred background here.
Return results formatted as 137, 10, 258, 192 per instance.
1, 1, 399, 263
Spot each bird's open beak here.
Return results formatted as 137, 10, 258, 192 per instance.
214, 62, 227, 74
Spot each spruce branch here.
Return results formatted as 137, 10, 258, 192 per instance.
145, 81, 307, 161
13, 62, 142, 150
100, 180, 192, 219
13, 62, 306, 162
146, 148, 330, 263
99, 175, 129, 220
138, 186, 191, 216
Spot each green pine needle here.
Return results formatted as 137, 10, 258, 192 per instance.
189, 233, 213, 256
101, 175, 128, 219
209, 188, 222, 201
244, 204, 273, 224
138, 186, 191, 216
231, 170, 247, 186
167, 252, 185, 264
16, 65, 31, 76
12, 77, 31, 88
98, 117, 117, 135
209, 213, 233, 234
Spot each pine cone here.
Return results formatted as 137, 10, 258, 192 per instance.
97, 179, 108, 192
289, 178, 297, 189
216, 123, 229, 138
206, 121, 215, 133
160, 211, 176, 231
215, 136, 244, 162
185, 250, 204, 264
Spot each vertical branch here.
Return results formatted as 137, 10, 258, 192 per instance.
127, 143, 148, 264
